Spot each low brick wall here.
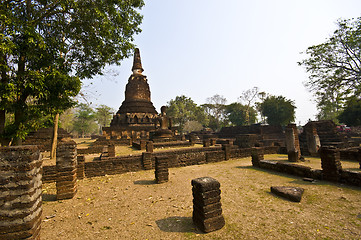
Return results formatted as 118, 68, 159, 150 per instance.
339, 148, 360, 161
255, 160, 360, 187
77, 146, 104, 155
85, 155, 143, 178
43, 146, 280, 181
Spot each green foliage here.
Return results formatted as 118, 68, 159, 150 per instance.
167, 95, 207, 133
299, 17, 361, 119
72, 104, 97, 137
95, 105, 114, 134
338, 98, 361, 126
258, 95, 296, 126
202, 94, 228, 131
226, 103, 257, 126
0, 0, 144, 142
239, 87, 259, 125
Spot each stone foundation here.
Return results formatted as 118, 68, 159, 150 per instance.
191, 177, 225, 233
0, 146, 43, 240
56, 141, 77, 200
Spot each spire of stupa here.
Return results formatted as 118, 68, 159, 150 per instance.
131, 48, 144, 74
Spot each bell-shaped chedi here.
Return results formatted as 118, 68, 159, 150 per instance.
102, 48, 158, 141
115, 48, 157, 115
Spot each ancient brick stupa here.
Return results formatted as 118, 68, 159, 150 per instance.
102, 48, 158, 141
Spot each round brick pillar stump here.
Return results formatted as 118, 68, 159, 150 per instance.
0, 146, 43, 240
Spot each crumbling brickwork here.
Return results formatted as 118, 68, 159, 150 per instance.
251, 147, 264, 167
142, 152, 152, 170
56, 141, 77, 200
191, 177, 225, 233
155, 156, 169, 183
0, 146, 43, 240
285, 124, 301, 162
77, 155, 85, 179
320, 146, 342, 182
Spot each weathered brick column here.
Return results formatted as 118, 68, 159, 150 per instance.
155, 156, 168, 183
0, 146, 43, 240
191, 177, 225, 233
320, 146, 342, 182
285, 124, 301, 162
357, 148, 361, 169
305, 122, 320, 156
100, 145, 109, 160
142, 152, 153, 170
203, 139, 211, 147
146, 141, 154, 153
189, 134, 197, 145
108, 144, 115, 158
251, 147, 264, 167
77, 155, 85, 180
140, 140, 147, 150
222, 144, 230, 160
56, 141, 77, 200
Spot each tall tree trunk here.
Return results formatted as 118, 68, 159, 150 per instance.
13, 109, 23, 145
50, 113, 59, 159
0, 110, 5, 146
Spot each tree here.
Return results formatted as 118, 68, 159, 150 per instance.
202, 94, 227, 131
299, 17, 361, 120
239, 87, 259, 125
258, 95, 296, 126
0, 0, 144, 144
72, 104, 97, 138
167, 95, 207, 133
225, 103, 257, 126
95, 105, 114, 134
59, 108, 75, 133
338, 98, 361, 126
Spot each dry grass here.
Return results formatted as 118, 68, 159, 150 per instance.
41, 155, 361, 240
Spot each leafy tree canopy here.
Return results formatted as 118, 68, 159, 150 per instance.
167, 95, 207, 133
338, 98, 361, 126
202, 94, 227, 131
0, 0, 144, 142
95, 104, 114, 134
299, 17, 361, 119
72, 103, 97, 137
225, 103, 257, 126
258, 95, 296, 126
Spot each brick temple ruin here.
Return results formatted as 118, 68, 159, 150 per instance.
101, 48, 159, 142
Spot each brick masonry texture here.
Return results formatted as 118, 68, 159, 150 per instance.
191, 177, 225, 233
56, 141, 77, 200
0, 145, 43, 240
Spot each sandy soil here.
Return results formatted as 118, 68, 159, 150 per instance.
41, 156, 361, 240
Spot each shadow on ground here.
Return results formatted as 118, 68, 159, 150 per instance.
156, 216, 201, 233
133, 179, 156, 185
43, 194, 57, 202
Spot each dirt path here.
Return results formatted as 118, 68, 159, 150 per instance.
41, 157, 361, 240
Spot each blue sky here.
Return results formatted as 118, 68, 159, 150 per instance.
85, 0, 361, 125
